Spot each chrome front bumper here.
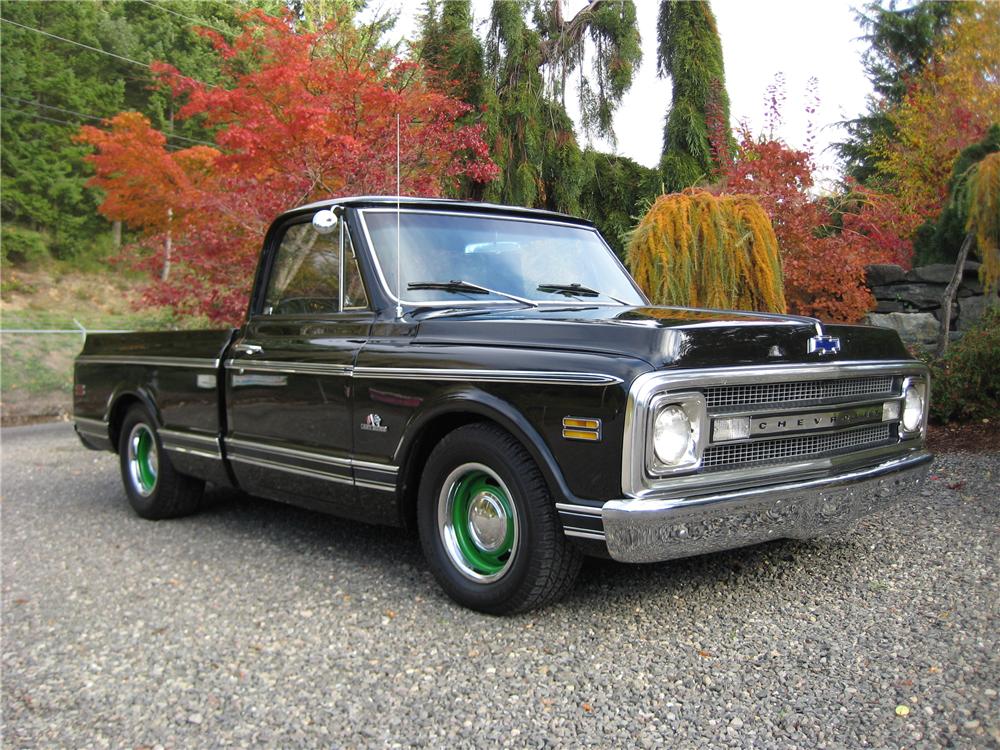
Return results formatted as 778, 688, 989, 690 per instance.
602, 452, 933, 563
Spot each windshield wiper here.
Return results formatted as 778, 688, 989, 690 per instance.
408, 280, 536, 306
537, 282, 627, 304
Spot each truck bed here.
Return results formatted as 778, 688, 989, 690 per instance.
74, 329, 236, 485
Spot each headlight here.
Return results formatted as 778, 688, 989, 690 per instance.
901, 380, 927, 433
653, 405, 693, 464
646, 393, 705, 473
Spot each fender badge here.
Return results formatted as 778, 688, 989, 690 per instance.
360, 413, 388, 433
808, 335, 841, 355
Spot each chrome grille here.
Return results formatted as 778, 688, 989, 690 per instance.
702, 423, 893, 469
704, 376, 894, 409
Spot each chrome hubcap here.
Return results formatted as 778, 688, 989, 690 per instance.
467, 492, 508, 552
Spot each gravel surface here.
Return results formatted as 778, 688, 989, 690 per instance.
2, 423, 998, 749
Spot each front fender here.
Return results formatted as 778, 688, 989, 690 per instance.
394, 386, 580, 506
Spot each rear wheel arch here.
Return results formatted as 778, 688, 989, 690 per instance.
108, 390, 160, 453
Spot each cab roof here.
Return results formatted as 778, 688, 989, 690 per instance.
279, 195, 595, 227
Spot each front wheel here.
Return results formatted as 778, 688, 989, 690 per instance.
417, 423, 582, 614
118, 405, 204, 519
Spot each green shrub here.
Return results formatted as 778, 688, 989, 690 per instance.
1, 225, 50, 267
925, 306, 1000, 422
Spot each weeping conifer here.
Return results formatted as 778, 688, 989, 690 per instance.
968, 151, 1000, 295
626, 190, 786, 313
657, 0, 731, 192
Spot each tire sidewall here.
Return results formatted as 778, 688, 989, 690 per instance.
418, 427, 547, 612
118, 407, 165, 517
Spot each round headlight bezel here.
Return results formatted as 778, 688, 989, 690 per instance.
653, 404, 693, 465
900, 378, 927, 434
645, 392, 706, 475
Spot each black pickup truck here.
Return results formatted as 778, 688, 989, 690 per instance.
74, 196, 932, 613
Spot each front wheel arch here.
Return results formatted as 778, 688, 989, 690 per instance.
394, 393, 571, 530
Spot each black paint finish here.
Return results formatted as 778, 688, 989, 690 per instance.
73, 197, 922, 535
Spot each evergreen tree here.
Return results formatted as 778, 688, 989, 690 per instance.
420, 0, 640, 213
657, 0, 731, 194
578, 149, 659, 260
834, 0, 957, 185
0, 0, 244, 262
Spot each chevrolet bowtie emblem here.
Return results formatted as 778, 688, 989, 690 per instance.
808, 335, 841, 355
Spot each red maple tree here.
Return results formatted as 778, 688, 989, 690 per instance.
719, 128, 916, 323
77, 9, 498, 322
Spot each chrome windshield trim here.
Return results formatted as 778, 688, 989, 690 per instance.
356, 207, 646, 307
622, 361, 930, 499
76, 355, 220, 369
353, 367, 622, 386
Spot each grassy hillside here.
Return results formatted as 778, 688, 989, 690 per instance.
1, 266, 199, 424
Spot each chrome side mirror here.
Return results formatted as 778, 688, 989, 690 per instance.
312, 209, 337, 235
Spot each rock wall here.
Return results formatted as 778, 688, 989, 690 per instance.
863, 262, 996, 347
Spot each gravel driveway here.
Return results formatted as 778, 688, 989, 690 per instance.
2, 423, 997, 748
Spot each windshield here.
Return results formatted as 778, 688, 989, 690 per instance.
359, 209, 646, 306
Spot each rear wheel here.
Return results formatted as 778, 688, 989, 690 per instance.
118, 405, 204, 519
417, 423, 582, 614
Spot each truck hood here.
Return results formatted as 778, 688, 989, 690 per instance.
411, 305, 911, 368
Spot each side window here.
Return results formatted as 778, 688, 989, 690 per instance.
264, 221, 340, 315
343, 228, 368, 310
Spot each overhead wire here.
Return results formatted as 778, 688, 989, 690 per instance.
0, 94, 218, 147
2, 106, 190, 152
0, 16, 215, 88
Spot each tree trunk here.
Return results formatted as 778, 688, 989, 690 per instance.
112, 220, 122, 250
935, 232, 975, 358
161, 208, 172, 282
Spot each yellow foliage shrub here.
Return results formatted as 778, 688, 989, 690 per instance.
626, 190, 786, 313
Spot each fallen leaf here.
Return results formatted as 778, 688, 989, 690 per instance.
582, 703, 593, 713
896, 705, 910, 717
697, 650, 712, 658
384, 609, 396, 619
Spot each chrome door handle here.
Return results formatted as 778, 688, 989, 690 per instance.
232, 343, 262, 355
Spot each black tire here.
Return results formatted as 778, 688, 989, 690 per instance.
117, 405, 204, 519
417, 423, 583, 614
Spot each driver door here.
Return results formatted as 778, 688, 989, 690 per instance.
225, 212, 374, 518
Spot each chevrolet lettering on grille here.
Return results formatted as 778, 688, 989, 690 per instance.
750, 405, 884, 436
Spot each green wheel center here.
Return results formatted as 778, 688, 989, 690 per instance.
450, 473, 514, 575
130, 425, 158, 494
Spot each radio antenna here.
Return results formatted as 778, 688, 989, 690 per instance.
395, 112, 403, 320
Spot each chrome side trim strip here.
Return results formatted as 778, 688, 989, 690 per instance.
355, 479, 396, 492
223, 360, 353, 376
226, 437, 353, 468
76, 356, 220, 369
352, 458, 399, 475
159, 429, 223, 461
353, 367, 622, 386
555, 502, 603, 517
163, 445, 223, 461
564, 529, 606, 541
228, 454, 354, 487
159, 429, 221, 448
